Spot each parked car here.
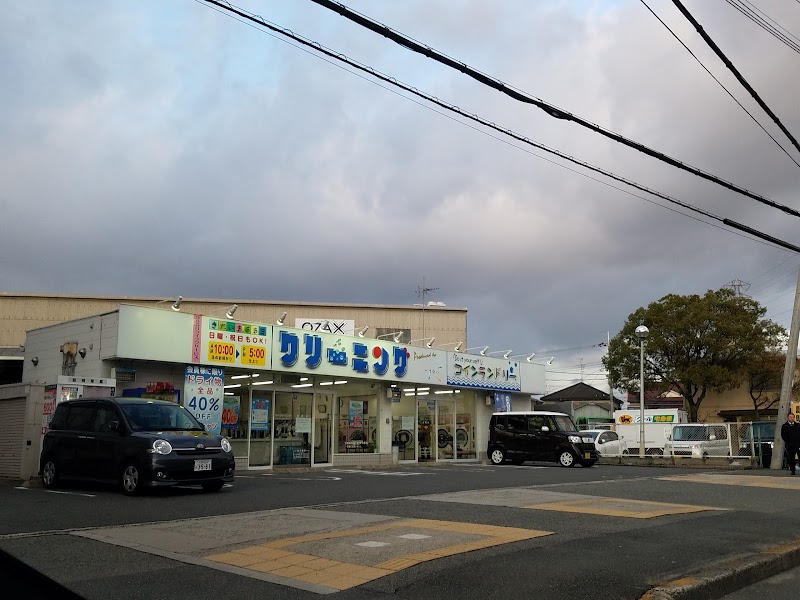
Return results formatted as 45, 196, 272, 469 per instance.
40, 397, 235, 495
664, 424, 729, 458
582, 429, 627, 457
739, 421, 778, 468
487, 411, 598, 467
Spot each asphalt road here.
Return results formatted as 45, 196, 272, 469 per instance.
2, 463, 799, 600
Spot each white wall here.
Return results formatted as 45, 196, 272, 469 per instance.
23, 312, 118, 385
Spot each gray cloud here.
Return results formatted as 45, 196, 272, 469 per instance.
3, 0, 799, 392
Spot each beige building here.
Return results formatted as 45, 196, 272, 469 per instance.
0, 293, 547, 481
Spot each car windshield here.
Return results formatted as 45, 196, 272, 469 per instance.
672, 426, 706, 441
120, 401, 204, 432
552, 415, 578, 432
583, 431, 600, 439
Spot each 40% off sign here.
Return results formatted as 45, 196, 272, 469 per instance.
187, 396, 222, 434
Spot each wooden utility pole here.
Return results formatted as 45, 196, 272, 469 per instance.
770, 267, 800, 469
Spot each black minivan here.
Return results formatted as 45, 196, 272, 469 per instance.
487, 411, 597, 467
40, 397, 235, 495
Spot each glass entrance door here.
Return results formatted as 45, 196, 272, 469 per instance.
314, 392, 333, 464
436, 398, 457, 460
273, 392, 312, 466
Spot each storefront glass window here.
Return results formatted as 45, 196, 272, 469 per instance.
391, 389, 416, 461
336, 386, 377, 454
455, 392, 476, 459
248, 387, 272, 467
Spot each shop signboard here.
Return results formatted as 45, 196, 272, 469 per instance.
42, 385, 57, 435
222, 396, 240, 430
251, 398, 271, 431
192, 315, 271, 370
295, 318, 355, 336
348, 400, 364, 428
183, 366, 224, 435
494, 392, 512, 412
405, 349, 446, 384
446, 354, 521, 391
271, 327, 410, 381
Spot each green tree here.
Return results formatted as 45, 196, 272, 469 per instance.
745, 351, 784, 419
603, 289, 785, 422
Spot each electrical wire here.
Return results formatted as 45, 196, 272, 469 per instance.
305, 0, 800, 218
199, 0, 800, 255
726, 0, 800, 54
640, 0, 800, 168
671, 0, 800, 157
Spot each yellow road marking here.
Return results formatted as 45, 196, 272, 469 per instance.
525, 497, 722, 519
660, 473, 800, 490
206, 518, 552, 591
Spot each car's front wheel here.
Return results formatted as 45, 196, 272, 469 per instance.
121, 463, 142, 496
489, 448, 506, 465
41, 457, 59, 489
201, 480, 225, 492
558, 450, 576, 467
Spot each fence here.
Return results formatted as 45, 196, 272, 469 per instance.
589, 422, 778, 466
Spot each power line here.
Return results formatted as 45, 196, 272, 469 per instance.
199, 0, 800, 255
727, 0, 800, 54
306, 0, 800, 218
640, 0, 800, 168
671, 0, 800, 157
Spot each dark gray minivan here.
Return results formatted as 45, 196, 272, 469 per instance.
487, 411, 598, 467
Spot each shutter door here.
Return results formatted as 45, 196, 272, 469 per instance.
0, 399, 26, 478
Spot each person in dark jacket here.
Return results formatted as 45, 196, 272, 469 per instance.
780, 412, 800, 474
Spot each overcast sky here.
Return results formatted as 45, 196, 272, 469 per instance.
2, 1, 799, 393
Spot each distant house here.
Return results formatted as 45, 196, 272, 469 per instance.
626, 389, 686, 411
539, 382, 623, 428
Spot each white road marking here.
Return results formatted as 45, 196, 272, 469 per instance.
325, 469, 433, 476
44, 490, 96, 497
356, 541, 390, 547
398, 533, 431, 539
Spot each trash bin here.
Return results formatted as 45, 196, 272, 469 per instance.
391, 441, 400, 464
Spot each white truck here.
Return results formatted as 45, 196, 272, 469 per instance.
612, 409, 689, 456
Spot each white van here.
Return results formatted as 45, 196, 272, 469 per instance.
665, 424, 729, 458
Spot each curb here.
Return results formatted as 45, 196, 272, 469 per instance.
640, 538, 800, 599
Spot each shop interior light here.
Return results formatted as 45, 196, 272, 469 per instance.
434, 390, 454, 394
224, 392, 234, 396
334, 380, 348, 385
251, 380, 274, 386
356, 325, 369, 338
230, 374, 251, 380
417, 391, 430, 396
225, 304, 238, 319
416, 387, 430, 391
300, 377, 309, 381
291, 383, 313, 388
320, 381, 334, 386
223, 384, 241, 389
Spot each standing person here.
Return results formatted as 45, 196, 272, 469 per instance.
781, 412, 800, 475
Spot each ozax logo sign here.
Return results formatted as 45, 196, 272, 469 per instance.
296, 319, 354, 335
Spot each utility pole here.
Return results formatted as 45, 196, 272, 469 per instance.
416, 277, 439, 338
771, 267, 800, 469
607, 331, 614, 411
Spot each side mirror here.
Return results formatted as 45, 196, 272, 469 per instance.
541, 426, 550, 432
666, 434, 671, 440
110, 420, 120, 432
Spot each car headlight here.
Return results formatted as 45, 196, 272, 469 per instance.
152, 439, 173, 455
221, 437, 232, 453
568, 435, 582, 444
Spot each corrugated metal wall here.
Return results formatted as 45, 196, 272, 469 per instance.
0, 398, 25, 478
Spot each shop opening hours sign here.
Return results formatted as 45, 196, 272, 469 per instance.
184, 365, 224, 434
192, 315, 271, 369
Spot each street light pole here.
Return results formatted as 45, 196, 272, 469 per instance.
635, 325, 650, 459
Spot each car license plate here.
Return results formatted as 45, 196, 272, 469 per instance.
584, 452, 591, 459
194, 459, 212, 472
